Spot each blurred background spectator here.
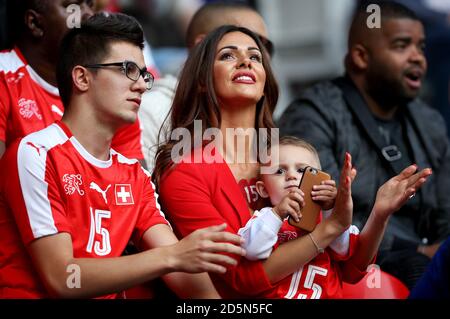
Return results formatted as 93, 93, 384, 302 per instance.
390, 0, 450, 140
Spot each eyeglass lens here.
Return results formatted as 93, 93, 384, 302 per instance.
125, 62, 153, 90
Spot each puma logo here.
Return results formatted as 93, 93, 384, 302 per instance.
26, 142, 46, 156
89, 182, 111, 204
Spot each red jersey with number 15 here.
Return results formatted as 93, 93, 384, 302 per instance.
0, 122, 167, 298
0, 47, 144, 159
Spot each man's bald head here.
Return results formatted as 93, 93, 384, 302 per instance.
186, 2, 269, 50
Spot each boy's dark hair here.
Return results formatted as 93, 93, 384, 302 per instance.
56, 12, 144, 107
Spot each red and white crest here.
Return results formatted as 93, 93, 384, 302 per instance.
18, 98, 42, 120
115, 184, 134, 205
278, 230, 298, 244
7, 72, 24, 84
62, 174, 85, 196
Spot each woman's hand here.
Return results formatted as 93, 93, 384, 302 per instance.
327, 153, 357, 234
373, 165, 432, 220
312, 179, 337, 210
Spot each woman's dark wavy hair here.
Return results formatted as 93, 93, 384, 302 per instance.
153, 25, 278, 187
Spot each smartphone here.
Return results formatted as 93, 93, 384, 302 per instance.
288, 166, 331, 232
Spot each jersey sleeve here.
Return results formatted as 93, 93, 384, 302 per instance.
131, 169, 169, 246
0, 74, 10, 142
159, 163, 274, 296
327, 225, 360, 261
332, 225, 373, 284
111, 118, 144, 160
237, 207, 282, 260
3, 138, 71, 246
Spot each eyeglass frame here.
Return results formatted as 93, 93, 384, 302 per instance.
83, 60, 154, 90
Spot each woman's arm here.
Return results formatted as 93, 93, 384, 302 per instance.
160, 154, 356, 292
159, 162, 275, 296
262, 153, 356, 283
345, 165, 432, 273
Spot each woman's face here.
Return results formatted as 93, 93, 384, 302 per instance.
213, 31, 266, 108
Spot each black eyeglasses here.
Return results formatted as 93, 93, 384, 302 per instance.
83, 60, 154, 90
258, 35, 274, 57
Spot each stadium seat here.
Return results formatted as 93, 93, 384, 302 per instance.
342, 269, 409, 299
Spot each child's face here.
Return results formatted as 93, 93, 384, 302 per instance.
260, 144, 320, 206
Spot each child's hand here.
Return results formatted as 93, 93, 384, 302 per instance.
272, 188, 305, 222
311, 180, 337, 210
373, 165, 432, 219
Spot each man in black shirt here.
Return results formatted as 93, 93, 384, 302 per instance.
279, 1, 450, 289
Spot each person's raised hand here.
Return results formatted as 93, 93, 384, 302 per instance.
328, 153, 357, 233
373, 165, 432, 219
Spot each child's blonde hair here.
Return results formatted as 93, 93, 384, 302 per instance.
272, 136, 322, 169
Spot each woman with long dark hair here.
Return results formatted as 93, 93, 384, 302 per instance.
154, 25, 349, 298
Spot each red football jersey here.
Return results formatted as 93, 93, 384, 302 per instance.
0, 122, 168, 298
262, 222, 361, 299
0, 47, 144, 159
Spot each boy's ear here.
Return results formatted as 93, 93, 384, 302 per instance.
255, 180, 269, 198
72, 66, 91, 93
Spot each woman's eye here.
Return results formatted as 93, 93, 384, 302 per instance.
219, 53, 234, 60
250, 54, 262, 62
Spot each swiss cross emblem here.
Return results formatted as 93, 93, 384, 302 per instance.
115, 184, 134, 205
